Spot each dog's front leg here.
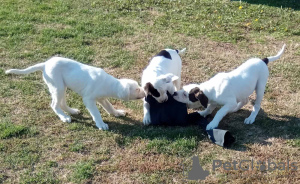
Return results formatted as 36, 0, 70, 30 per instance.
98, 99, 126, 117
173, 78, 181, 91
143, 100, 151, 125
83, 98, 109, 130
198, 104, 216, 117
167, 85, 176, 96
206, 103, 237, 130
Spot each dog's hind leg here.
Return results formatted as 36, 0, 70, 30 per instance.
231, 98, 248, 113
43, 74, 71, 123
60, 87, 80, 115
244, 79, 267, 124
98, 99, 126, 117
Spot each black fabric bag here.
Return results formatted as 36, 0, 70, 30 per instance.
144, 92, 235, 147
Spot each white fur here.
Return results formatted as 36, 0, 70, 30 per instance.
174, 45, 285, 130
141, 48, 185, 125
6, 57, 145, 130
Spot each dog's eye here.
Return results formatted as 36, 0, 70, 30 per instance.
136, 88, 140, 92
183, 93, 187, 97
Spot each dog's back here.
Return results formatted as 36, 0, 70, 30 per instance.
228, 58, 269, 100
142, 49, 184, 86
201, 44, 286, 103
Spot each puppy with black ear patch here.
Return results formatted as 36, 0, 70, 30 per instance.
142, 48, 186, 125
174, 44, 285, 130
188, 87, 208, 108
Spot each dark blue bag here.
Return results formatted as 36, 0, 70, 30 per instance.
145, 92, 235, 147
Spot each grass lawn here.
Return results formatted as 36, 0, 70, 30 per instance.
0, 0, 299, 183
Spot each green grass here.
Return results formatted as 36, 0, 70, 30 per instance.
71, 161, 95, 183
0, 121, 29, 139
69, 140, 85, 152
104, 49, 136, 69
4, 145, 40, 170
21, 169, 59, 184
146, 137, 198, 155
0, 0, 299, 183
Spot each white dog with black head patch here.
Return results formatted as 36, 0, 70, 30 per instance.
142, 48, 186, 125
173, 44, 285, 130
6, 57, 146, 130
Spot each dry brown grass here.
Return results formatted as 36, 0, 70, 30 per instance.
1, 0, 300, 183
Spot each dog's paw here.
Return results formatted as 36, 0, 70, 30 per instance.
5, 70, 12, 74
114, 110, 126, 117
143, 113, 151, 126
198, 111, 207, 117
69, 108, 80, 115
97, 123, 109, 130
206, 121, 218, 130
61, 116, 71, 123
244, 117, 255, 124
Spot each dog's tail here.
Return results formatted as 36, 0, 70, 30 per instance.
5, 63, 45, 75
262, 44, 286, 65
176, 48, 186, 55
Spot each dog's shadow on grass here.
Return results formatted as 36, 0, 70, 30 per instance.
231, 0, 299, 10
69, 109, 299, 152
70, 113, 210, 152
69, 114, 96, 127
218, 108, 300, 151
108, 115, 209, 143
113, 109, 300, 152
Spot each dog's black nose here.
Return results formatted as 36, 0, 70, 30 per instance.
173, 92, 177, 96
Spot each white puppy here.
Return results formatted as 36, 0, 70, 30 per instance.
141, 48, 186, 125
173, 45, 286, 130
6, 57, 145, 130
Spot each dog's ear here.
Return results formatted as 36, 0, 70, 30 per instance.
189, 87, 200, 102
162, 73, 179, 83
144, 82, 160, 97
118, 80, 130, 101
197, 90, 208, 108
189, 87, 208, 108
